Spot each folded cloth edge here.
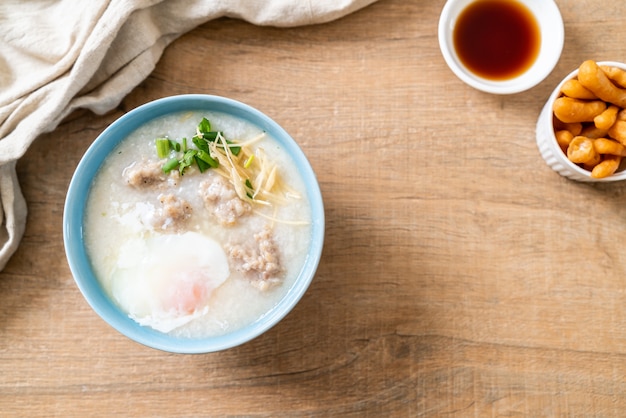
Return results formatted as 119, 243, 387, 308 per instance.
0, 161, 27, 271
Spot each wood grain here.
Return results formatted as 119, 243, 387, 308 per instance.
3, 0, 626, 416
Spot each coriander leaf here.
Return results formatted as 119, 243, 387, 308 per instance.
198, 117, 212, 134
178, 149, 197, 175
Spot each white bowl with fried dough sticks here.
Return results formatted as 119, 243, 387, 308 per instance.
536, 61, 626, 182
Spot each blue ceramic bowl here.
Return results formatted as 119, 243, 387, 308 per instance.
63, 95, 325, 353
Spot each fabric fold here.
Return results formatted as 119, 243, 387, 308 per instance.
0, 0, 378, 271
0, 161, 26, 271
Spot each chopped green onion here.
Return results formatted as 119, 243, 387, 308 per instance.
162, 158, 179, 173
192, 136, 209, 153
169, 139, 181, 152
227, 140, 241, 156
245, 179, 254, 199
182, 149, 196, 164
195, 156, 210, 173
196, 150, 219, 168
201, 131, 220, 141
156, 138, 170, 159
157, 117, 246, 176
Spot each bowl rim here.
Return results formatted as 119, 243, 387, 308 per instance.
63, 94, 325, 353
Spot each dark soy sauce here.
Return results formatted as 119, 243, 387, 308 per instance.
453, 0, 541, 81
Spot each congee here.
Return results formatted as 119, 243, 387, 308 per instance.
84, 111, 312, 338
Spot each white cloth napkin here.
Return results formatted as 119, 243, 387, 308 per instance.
0, 0, 377, 270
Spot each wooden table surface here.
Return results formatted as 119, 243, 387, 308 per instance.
3, 0, 626, 416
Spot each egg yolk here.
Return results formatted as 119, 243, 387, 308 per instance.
163, 274, 211, 315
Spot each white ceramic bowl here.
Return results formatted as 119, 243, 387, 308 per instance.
63, 95, 325, 353
536, 61, 626, 182
438, 0, 564, 94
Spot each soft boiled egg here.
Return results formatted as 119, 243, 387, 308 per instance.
110, 231, 230, 333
